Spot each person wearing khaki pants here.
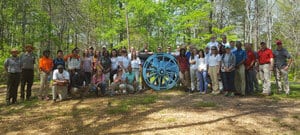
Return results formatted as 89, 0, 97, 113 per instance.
273, 40, 293, 95
257, 42, 274, 95
233, 41, 247, 96
206, 46, 221, 94
38, 50, 53, 100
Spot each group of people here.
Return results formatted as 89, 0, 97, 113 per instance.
176, 35, 292, 97
4, 35, 292, 105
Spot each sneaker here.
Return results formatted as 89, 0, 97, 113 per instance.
229, 92, 235, 97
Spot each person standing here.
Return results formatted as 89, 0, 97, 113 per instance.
81, 50, 93, 85
196, 49, 208, 94
20, 44, 35, 101
100, 50, 112, 85
206, 46, 221, 94
130, 51, 142, 90
189, 48, 198, 92
258, 42, 274, 96
4, 48, 22, 105
177, 48, 191, 91
273, 40, 293, 95
110, 49, 119, 83
53, 50, 65, 70
245, 43, 256, 95
38, 50, 53, 100
220, 45, 236, 97
233, 41, 247, 96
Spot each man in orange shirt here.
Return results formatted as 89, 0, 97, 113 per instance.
39, 50, 53, 100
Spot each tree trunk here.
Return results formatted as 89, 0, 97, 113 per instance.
125, 4, 130, 49
208, 0, 214, 34
21, 0, 27, 47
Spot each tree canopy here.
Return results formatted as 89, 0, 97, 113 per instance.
0, 0, 299, 82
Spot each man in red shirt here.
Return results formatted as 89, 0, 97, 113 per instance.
257, 42, 274, 95
244, 43, 256, 95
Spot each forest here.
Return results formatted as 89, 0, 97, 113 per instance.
0, 0, 299, 83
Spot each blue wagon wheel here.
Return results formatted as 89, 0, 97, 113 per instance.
142, 53, 179, 90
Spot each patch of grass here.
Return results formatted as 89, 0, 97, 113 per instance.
21, 99, 39, 108
194, 101, 217, 108
5, 108, 22, 115
292, 115, 299, 119
269, 83, 300, 100
165, 118, 177, 123
106, 104, 129, 115
272, 118, 280, 123
117, 95, 158, 106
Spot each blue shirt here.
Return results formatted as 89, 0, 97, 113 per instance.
230, 47, 237, 53
233, 49, 247, 65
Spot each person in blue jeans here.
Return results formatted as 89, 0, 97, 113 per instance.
196, 49, 208, 94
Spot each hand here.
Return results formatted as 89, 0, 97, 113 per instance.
269, 66, 273, 71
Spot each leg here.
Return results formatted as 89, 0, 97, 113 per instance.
262, 64, 271, 94
11, 73, 20, 103
184, 71, 191, 89
239, 65, 246, 95
20, 71, 26, 99
234, 68, 241, 94
197, 71, 202, 92
6, 74, 13, 104
39, 72, 46, 98
221, 72, 228, 91
202, 71, 208, 92
52, 85, 58, 101
275, 68, 282, 92
190, 68, 196, 91
26, 70, 34, 100
280, 68, 290, 94
228, 71, 235, 92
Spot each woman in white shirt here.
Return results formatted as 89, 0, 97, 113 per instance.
130, 51, 141, 88
110, 49, 118, 83
189, 48, 198, 92
196, 49, 208, 94
206, 46, 221, 94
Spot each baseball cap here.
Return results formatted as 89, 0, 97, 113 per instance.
276, 40, 282, 45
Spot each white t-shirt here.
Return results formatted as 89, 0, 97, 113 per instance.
111, 57, 118, 70
53, 69, 70, 81
67, 57, 81, 70
131, 58, 141, 69
197, 57, 207, 71
207, 41, 219, 53
117, 56, 130, 69
189, 56, 198, 70
206, 54, 221, 66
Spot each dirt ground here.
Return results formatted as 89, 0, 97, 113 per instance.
0, 85, 299, 135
